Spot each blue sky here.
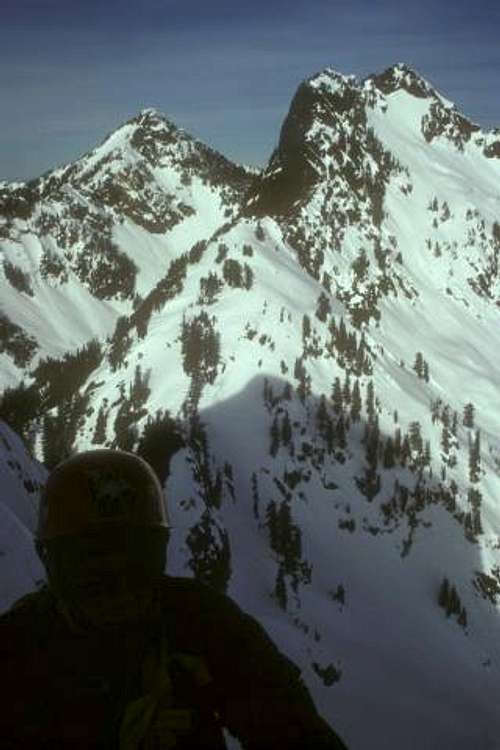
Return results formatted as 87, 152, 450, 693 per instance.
1, 0, 499, 181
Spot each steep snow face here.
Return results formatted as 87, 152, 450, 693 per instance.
0, 421, 46, 610
0, 109, 256, 384
2, 64, 500, 750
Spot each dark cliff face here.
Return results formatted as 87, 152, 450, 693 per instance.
245, 82, 321, 217
246, 73, 367, 218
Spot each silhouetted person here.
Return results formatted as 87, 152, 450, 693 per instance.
0, 449, 348, 749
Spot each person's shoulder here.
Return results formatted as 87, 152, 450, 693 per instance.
0, 586, 54, 644
160, 574, 209, 594
159, 576, 244, 622
160, 575, 226, 605
1, 586, 49, 619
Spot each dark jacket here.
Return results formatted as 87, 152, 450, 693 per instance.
0, 575, 348, 749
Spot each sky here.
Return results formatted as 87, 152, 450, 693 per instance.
1, 0, 499, 182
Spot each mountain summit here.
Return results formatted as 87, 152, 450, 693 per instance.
369, 62, 442, 98
2, 64, 500, 749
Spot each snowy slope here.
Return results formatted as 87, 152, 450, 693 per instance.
0, 109, 256, 387
2, 63, 500, 749
0, 420, 46, 610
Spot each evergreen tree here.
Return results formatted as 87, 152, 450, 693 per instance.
447, 586, 461, 617
296, 377, 310, 404
342, 373, 351, 404
275, 566, 287, 610
243, 264, 254, 290
199, 272, 222, 303
423, 440, 432, 467
438, 578, 450, 608
130, 365, 151, 404
0, 381, 41, 447
222, 258, 245, 289
409, 421, 423, 456
332, 584, 345, 605
423, 360, 429, 383
354, 345, 364, 377
137, 410, 185, 485
383, 437, 395, 469
91, 405, 108, 445
400, 434, 411, 466
430, 399, 441, 424
413, 352, 424, 378
281, 411, 292, 446
441, 425, 451, 457
270, 415, 280, 457
366, 380, 375, 423
469, 429, 481, 483
335, 416, 346, 450
316, 395, 329, 437
315, 292, 331, 322
336, 317, 348, 354
302, 314, 311, 342
346, 333, 357, 363
472, 509, 483, 536
463, 402, 475, 428
457, 607, 467, 628
181, 311, 221, 384
251, 472, 260, 519
325, 417, 334, 454
216, 243, 229, 263
394, 427, 402, 459
331, 377, 343, 415
294, 357, 305, 380
364, 418, 380, 469
350, 380, 362, 422
42, 413, 61, 470
108, 315, 131, 370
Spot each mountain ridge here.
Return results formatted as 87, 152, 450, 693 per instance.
2, 62, 500, 749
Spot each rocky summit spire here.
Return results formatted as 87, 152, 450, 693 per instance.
368, 63, 438, 99
246, 68, 366, 217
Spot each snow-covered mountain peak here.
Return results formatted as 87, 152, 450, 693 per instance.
64, 106, 221, 188
135, 106, 166, 121
245, 70, 363, 217
0, 108, 255, 382
369, 62, 439, 100
307, 67, 358, 95
367, 62, 489, 156
130, 107, 187, 136
247, 64, 398, 226
248, 61, 500, 227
